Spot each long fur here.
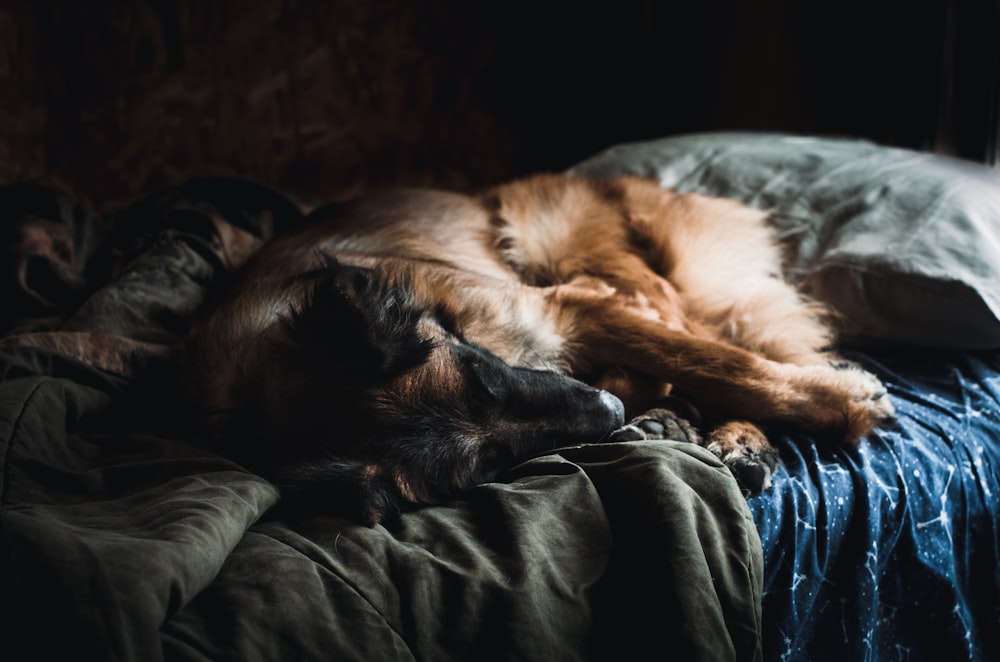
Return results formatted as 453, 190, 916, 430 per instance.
178, 174, 894, 523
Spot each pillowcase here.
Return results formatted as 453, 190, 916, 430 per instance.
569, 132, 1000, 349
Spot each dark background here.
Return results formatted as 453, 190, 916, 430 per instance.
1, 0, 997, 209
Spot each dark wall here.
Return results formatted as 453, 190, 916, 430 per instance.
0, 0, 994, 208
481, 0, 955, 166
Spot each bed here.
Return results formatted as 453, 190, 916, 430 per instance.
1, 133, 998, 661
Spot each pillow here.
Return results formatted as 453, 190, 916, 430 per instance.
569, 132, 1000, 349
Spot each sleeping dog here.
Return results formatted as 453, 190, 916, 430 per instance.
179, 174, 895, 524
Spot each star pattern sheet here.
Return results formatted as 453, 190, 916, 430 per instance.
748, 349, 1000, 660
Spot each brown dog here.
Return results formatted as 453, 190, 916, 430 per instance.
179, 174, 894, 524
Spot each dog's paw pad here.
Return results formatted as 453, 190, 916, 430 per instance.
609, 408, 702, 444
706, 442, 780, 496
636, 418, 666, 437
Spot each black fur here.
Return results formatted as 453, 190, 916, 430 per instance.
220, 257, 624, 524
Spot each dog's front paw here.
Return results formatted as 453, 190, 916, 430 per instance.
705, 420, 780, 496
609, 407, 702, 445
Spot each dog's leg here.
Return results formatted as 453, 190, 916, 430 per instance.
613, 177, 843, 367
549, 286, 894, 444
566, 287, 887, 494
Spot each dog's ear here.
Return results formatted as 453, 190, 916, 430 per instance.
280, 254, 433, 380
275, 459, 402, 526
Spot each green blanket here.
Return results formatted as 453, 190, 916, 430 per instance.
0, 179, 762, 661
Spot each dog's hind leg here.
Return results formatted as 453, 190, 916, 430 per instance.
613, 177, 839, 367
549, 285, 894, 444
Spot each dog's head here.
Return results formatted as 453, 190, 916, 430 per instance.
224, 255, 623, 525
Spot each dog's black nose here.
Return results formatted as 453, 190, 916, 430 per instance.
598, 390, 625, 428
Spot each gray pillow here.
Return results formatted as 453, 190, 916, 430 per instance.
570, 132, 1000, 349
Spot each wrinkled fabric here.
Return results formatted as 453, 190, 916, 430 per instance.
0, 346, 763, 662
1, 178, 306, 341
748, 349, 1000, 661
0, 181, 104, 330
160, 441, 763, 662
0, 346, 281, 662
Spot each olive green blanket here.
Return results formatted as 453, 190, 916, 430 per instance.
0, 344, 761, 661
0, 178, 762, 661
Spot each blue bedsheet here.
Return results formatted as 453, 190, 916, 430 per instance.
749, 349, 1000, 661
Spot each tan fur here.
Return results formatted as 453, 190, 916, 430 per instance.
184, 174, 895, 499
